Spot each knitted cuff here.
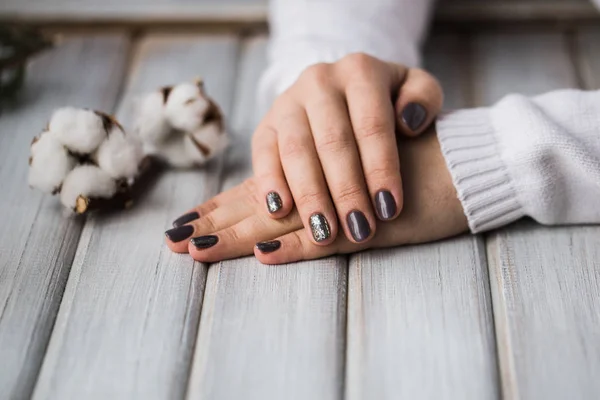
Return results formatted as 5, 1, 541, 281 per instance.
436, 108, 525, 233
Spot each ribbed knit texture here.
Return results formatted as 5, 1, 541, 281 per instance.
437, 109, 525, 232
258, 0, 600, 233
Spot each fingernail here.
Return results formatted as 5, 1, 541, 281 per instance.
309, 213, 331, 242
172, 211, 200, 227
375, 190, 397, 220
266, 191, 282, 213
256, 240, 281, 253
165, 225, 194, 243
401, 103, 427, 132
190, 235, 219, 249
346, 210, 371, 242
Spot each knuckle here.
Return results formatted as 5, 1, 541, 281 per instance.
296, 191, 326, 208
201, 213, 219, 232
317, 127, 353, 155
223, 227, 241, 244
366, 164, 399, 183
340, 52, 377, 80
242, 178, 257, 194
354, 116, 390, 140
334, 182, 364, 203
300, 63, 331, 87
279, 134, 306, 159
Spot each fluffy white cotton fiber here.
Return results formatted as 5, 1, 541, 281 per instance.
95, 127, 144, 181
164, 82, 210, 132
49, 107, 106, 153
28, 131, 76, 194
134, 90, 171, 145
60, 165, 117, 210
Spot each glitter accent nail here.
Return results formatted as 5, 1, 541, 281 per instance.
266, 191, 283, 213
309, 213, 331, 242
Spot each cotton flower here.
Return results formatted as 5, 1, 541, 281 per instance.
28, 130, 76, 194
60, 165, 117, 212
134, 79, 229, 168
164, 81, 210, 132
94, 126, 145, 182
49, 107, 107, 154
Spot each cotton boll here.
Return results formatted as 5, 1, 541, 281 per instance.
95, 127, 144, 181
28, 131, 76, 194
189, 122, 230, 161
165, 82, 210, 132
152, 132, 202, 168
134, 91, 171, 144
60, 165, 117, 210
49, 107, 106, 153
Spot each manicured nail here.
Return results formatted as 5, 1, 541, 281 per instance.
256, 240, 281, 253
266, 191, 282, 213
190, 235, 219, 249
346, 210, 371, 242
172, 211, 199, 227
375, 190, 397, 220
165, 225, 194, 243
309, 213, 331, 242
401, 102, 427, 132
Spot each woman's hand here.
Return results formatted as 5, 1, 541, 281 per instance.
163, 54, 444, 247
252, 53, 443, 246
165, 128, 468, 264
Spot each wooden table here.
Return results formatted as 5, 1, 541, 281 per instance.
1, 6, 600, 400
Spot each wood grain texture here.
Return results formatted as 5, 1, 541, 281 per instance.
577, 28, 600, 90
474, 32, 600, 398
186, 37, 348, 400
345, 34, 499, 400
32, 35, 239, 400
0, 36, 129, 400
471, 32, 577, 105
487, 224, 600, 399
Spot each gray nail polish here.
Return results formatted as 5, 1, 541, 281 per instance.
309, 213, 331, 242
375, 190, 397, 220
172, 211, 200, 227
190, 235, 219, 249
347, 211, 371, 242
402, 102, 427, 132
256, 240, 281, 253
266, 191, 283, 213
165, 225, 194, 243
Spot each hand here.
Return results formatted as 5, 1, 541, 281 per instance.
165, 128, 468, 264
252, 53, 443, 246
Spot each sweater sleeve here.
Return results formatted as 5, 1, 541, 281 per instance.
437, 89, 600, 233
257, 0, 435, 113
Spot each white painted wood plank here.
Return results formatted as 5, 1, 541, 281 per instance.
0, 36, 129, 400
577, 28, 600, 90
474, 32, 600, 398
472, 32, 578, 105
32, 34, 240, 400
487, 224, 600, 399
345, 34, 499, 400
186, 37, 348, 400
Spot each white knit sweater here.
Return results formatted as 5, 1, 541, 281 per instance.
258, 0, 600, 233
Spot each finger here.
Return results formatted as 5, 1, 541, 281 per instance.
254, 227, 368, 265
395, 68, 444, 137
305, 89, 376, 243
277, 104, 338, 246
344, 63, 404, 221
188, 208, 303, 262
252, 121, 293, 218
170, 179, 250, 228
166, 179, 258, 253
165, 197, 256, 253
